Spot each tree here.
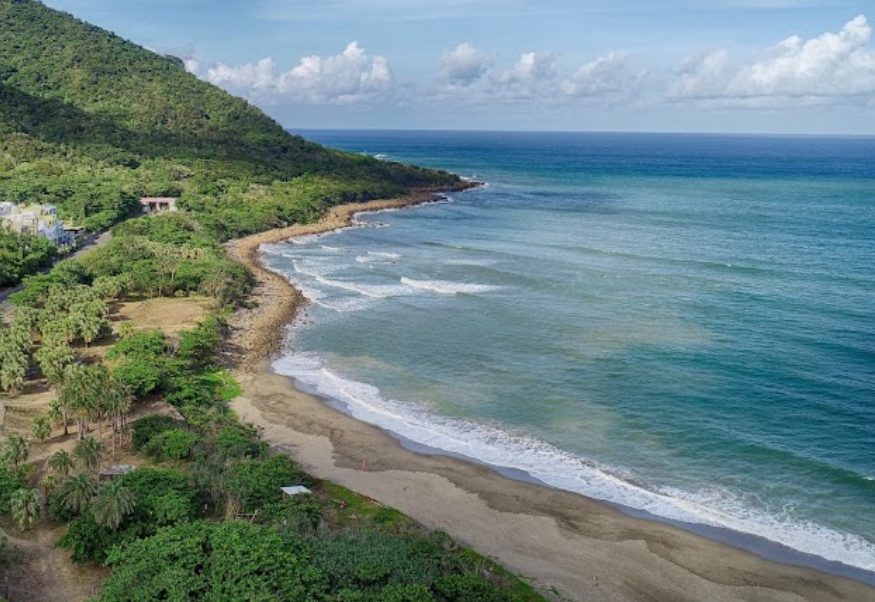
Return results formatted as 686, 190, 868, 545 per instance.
31, 415, 53, 442
40, 473, 61, 497
91, 481, 136, 530
101, 378, 132, 459
59, 364, 116, 440
74, 437, 105, 472
34, 337, 76, 393
48, 397, 71, 437
0, 228, 56, 288
41, 285, 109, 347
61, 473, 99, 514
92, 275, 123, 301
9, 487, 42, 530
1, 435, 29, 472
0, 325, 29, 395
0, 343, 27, 394
48, 449, 75, 479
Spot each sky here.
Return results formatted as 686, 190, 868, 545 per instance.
42, 0, 875, 134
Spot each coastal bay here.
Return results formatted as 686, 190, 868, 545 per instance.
227, 186, 875, 602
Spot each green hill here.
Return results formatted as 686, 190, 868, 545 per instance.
0, 0, 458, 235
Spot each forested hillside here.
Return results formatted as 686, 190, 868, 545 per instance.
0, 0, 458, 235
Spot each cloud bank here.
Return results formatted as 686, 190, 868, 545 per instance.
674, 15, 875, 105
188, 15, 875, 114
204, 42, 393, 105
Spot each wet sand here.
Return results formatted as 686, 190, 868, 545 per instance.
228, 191, 875, 602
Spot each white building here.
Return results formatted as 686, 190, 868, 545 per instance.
0, 203, 72, 246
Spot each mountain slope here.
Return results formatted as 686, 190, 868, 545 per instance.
0, 0, 458, 233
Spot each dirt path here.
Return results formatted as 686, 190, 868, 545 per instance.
2, 524, 107, 602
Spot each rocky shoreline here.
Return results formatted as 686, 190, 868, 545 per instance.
224, 187, 475, 370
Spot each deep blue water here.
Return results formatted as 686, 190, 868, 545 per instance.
268, 130, 875, 572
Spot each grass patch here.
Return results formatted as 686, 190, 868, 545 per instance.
314, 480, 412, 532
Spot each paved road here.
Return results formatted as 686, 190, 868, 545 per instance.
0, 230, 112, 310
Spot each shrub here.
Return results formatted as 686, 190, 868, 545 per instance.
112, 358, 164, 397
131, 415, 179, 451
216, 425, 263, 460
176, 316, 225, 367
165, 373, 217, 408
97, 521, 328, 602
106, 330, 167, 361
259, 498, 322, 533
47, 488, 78, 522
59, 468, 199, 563
58, 511, 123, 563
0, 465, 24, 515
227, 455, 301, 514
143, 429, 201, 461
434, 572, 522, 602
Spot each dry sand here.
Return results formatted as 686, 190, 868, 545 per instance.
228, 191, 875, 602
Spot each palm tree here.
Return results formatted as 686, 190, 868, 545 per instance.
9, 487, 42, 530
34, 338, 75, 393
40, 473, 60, 496
79, 304, 105, 347
91, 481, 136, 530
59, 364, 97, 440
61, 473, 98, 514
74, 437, 104, 472
0, 337, 27, 395
103, 378, 132, 459
48, 397, 72, 437
31, 415, 53, 442
48, 449, 75, 479
2, 435, 29, 472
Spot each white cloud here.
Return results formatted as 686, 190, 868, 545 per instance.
183, 58, 201, 75
205, 42, 393, 105
673, 15, 875, 104
440, 43, 492, 86
496, 52, 558, 85
560, 52, 646, 98
433, 47, 642, 106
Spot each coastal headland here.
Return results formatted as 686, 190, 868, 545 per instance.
226, 188, 875, 602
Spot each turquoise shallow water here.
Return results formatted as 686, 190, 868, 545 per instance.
266, 131, 875, 573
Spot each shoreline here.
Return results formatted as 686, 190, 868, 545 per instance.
224, 188, 470, 369
228, 188, 875, 602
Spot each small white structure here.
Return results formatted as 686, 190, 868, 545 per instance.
140, 197, 178, 213
99, 465, 137, 481
281, 486, 311, 497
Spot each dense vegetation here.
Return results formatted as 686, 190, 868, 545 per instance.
0, 257, 544, 601
0, 2, 535, 600
0, 226, 56, 287
0, 0, 459, 284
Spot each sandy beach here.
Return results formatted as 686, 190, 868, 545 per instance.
227, 190, 875, 602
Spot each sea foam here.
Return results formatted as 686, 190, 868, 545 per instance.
273, 352, 875, 573
400, 277, 499, 295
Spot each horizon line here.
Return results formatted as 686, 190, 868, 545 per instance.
285, 127, 875, 139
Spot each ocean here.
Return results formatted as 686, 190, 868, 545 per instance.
266, 130, 875, 576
